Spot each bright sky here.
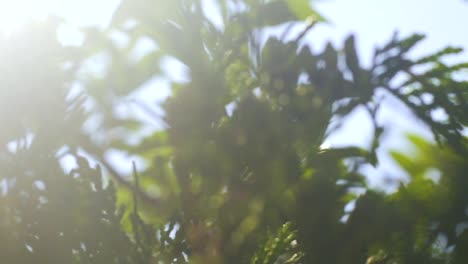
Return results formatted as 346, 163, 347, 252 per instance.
2, 0, 467, 48
311, 0, 468, 188
0, 0, 118, 29
314, 0, 468, 63
1, 0, 467, 187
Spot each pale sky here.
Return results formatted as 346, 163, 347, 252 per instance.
1, 0, 466, 187
2, 0, 467, 51
311, 0, 468, 188
314, 0, 468, 63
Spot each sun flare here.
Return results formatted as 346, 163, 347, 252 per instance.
0, 0, 50, 32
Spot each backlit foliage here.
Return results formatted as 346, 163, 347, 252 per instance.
0, 1, 467, 263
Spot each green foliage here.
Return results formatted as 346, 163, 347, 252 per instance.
0, 20, 152, 263
252, 222, 303, 264
0, 1, 467, 264
284, 0, 325, 21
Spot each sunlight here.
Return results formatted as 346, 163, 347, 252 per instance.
0, 0, 119, 34
0, 0, 50, 32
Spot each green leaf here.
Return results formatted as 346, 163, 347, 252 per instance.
390, 151, 416, 174
284, 0, 325, 21
258, 1, 296, 26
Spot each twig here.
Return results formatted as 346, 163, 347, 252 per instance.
294, 20, 318, 43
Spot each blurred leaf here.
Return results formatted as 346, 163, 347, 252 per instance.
284, 0, 325, 21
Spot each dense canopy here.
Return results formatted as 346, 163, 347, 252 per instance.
0, 0, 467, 263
